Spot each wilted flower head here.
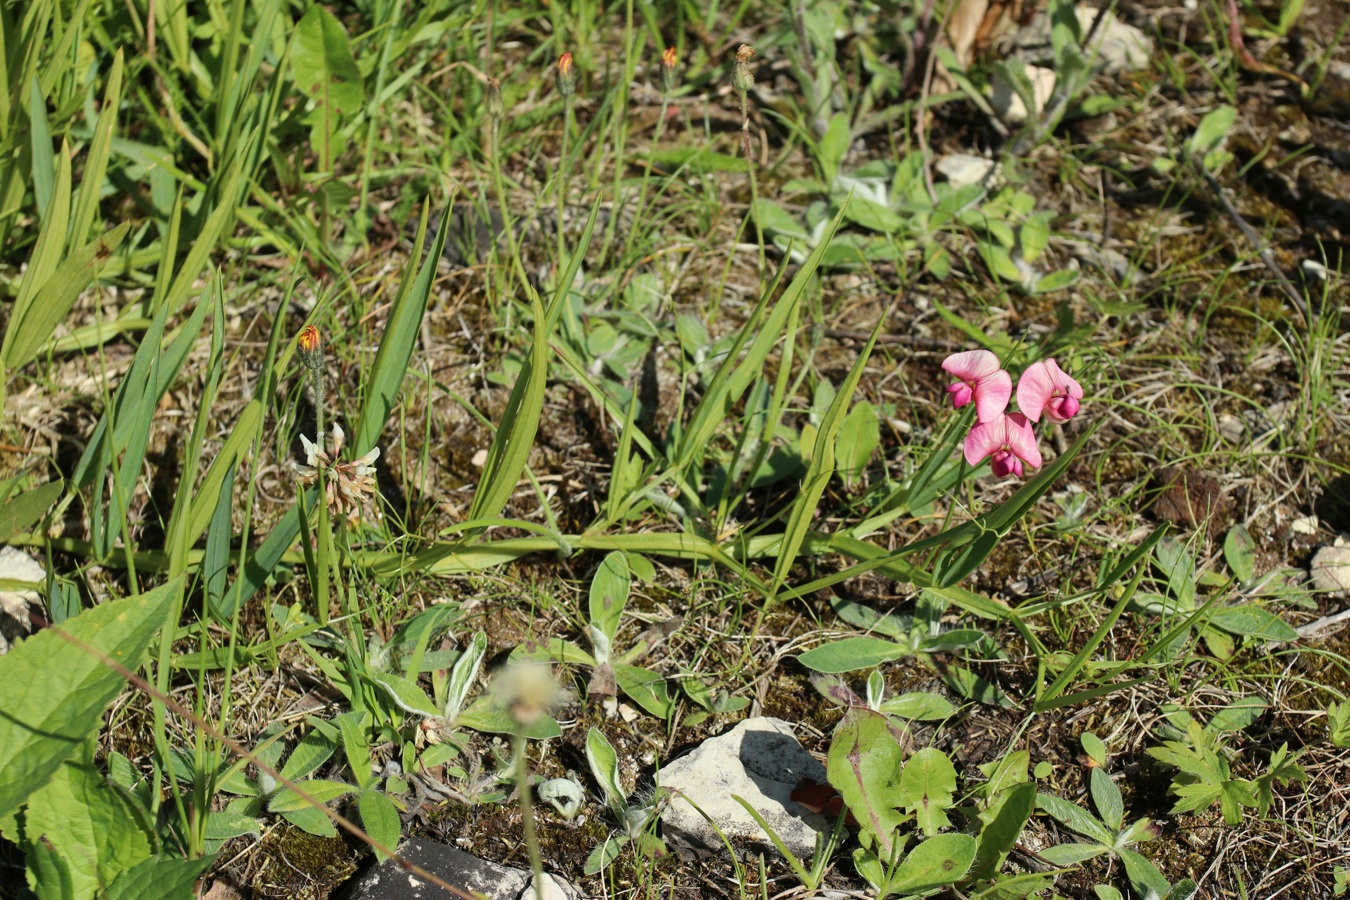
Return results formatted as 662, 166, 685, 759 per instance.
491, 659, 560, 728
1017, 358, 1083, 424
292, 422, 381, 523
942, 349, 1012, 424
556, 52, 576, 97
660, 47, 679, 94
732, 44, 755, 94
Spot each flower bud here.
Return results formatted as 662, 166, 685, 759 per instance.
297, 325, 324, 371
732, 44, 755, 94
660, 47, 679, 94
556, 52, 576, 98
486, 77, 503, 120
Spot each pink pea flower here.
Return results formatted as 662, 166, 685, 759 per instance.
941, 350, 1012, 423
964, 412, 1042, 478
1017, 358, 1083, 424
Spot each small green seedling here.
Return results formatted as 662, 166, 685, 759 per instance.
1146, 700, 1306, 826
583, 726, 666, 874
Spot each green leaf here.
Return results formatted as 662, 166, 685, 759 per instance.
754, 199, 810, 238
878, 692, 955, 721
266, 778, 356, 813
22, 752, 154, 900
798, 637, 908, 674
586, 727, 629, 817
837, 401, 880, 487
104, 857, 213, 900
1038, 842, 1107, 864
28, 836, 77, 900
279, 729, 337, 781
589, 552, 630, 645
372, 671, 440, 717
1080, 733, 1108, 768
444, 631, 487, 721
1119, 847, 1172, 898
357, 790, 402, 861
0, 580, 180, 819
584, 834, 628, 875
826, 709, 907, 855
1036, 792, 1113, 844
0, 479, 63, 543
1189, 106, 1235, 163
898, 748, 957, 837
1206, 697, 1267, 733
613, 664, 673, 718
1209, 605, 1297, 641
1223, 525, 1256, 584
292, 5, 364, 127
971, 781, 1036, 878
818, 112, 851, 184
1090, 767, 1123, 832
888, 833, 977, 894
353, 201, 448, 456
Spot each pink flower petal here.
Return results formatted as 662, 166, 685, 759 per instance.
964, 419, 1004, 467
1004, 412, 1042, 470
942, 349, 1001, 382
1017, 358, 1083, 424
972, 368, 1012, 423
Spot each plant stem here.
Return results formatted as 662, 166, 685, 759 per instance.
515, 731, 545, 888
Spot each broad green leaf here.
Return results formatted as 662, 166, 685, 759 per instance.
1223, 525, 1256, 583
1090, 767, 1123, 832
613, 664, 673, 718
584, 835, 628, 875
279, 806, 337, 837
586, 727, 629, 817
888, 833, 977, 894
1119, 847, 1172, 898
357, 790, 401, 860
898, 748, 957, 836
1189, 106, 1235, 161
1038, 842, 1107, 864
878, 692, 955, 721
69, 51, 124, 248
0, 479, 63, 542
104, 857, 212, 900
266, 778, 356, 813
826, 709, 907, 855
830, 595, 912, 639
798, 637, 908, 674
292, 5, 364, 128
589, 551, 630, 644
0, 580, 180, 819
22, 753, 154, 900
818, 112, 851, 184
939, 664, 1012, 708
279, 729, 337, 781
1080, 733, 1108, 768
754, 199, 810, 238
837, 401, 880, 487
970, 781, 1036, 878
1209, 604, 1297, 641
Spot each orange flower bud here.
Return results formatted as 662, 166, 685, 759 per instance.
556, 52, 576, 97
297, 325, 324, 370
732, 44, 756, 94
660, 47, 679, 94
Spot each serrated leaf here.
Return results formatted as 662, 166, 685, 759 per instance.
898, 748, 957, 836
826, 709, 907, 855
0, 579, 180, 819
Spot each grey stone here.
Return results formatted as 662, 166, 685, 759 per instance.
337, 838, 581, 900
1311, 545, 1350, 594
1011, 7, 1153, 74
657, 717, 830, 860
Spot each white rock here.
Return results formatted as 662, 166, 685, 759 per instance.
657, 717, 830, 860
0, 547, 44, 656
935, 154, 996, 188
1311, 545, 1350, 594
1291, 515, 1319, 536
1076, 7, 1153, 73
989, 65, 1056, 124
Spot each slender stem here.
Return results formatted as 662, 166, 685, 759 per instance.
629, 95, 669, 264
515, 731, 545, 887
739, 89, 765, 284
557, 96, 572, 281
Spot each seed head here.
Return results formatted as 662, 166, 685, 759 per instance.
492, 660, 560, 729
556, 52, 576, 98
732, 44, 756, 94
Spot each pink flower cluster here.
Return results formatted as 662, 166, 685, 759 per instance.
941, 350, 1083, 479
